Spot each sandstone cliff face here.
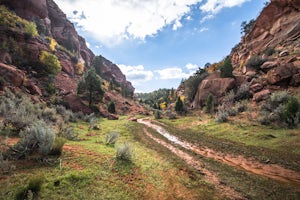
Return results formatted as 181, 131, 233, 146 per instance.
231, 0, 300, 67
230, 0, 300, 92
192, 72, 235, 108
99, 56, 135, 93
192, 0, 300, 108
0, 0, 137, 114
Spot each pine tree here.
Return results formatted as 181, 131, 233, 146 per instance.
205, 94, 214, 113
108, 101, 116, 114
77, 67, 104, 107
175, 97, 184, 112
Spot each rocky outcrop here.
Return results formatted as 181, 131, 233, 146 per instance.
0, 0, 137, 115
253, 89, 271, 102
63, 94, 92, 114
231, 0, 300, 68
97, 56, 135, 94
0, 63, 25, 87
0, 62, 42, 95
192, 75, 235, 108
266, 63, 296, 85
1, 0, 48, 19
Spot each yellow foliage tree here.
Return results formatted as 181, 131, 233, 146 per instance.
39, 51, 61, 74
49, 37, 57, 51
75, 62, 84, 75
180, 95, 185, 102
160, 102, 167, 110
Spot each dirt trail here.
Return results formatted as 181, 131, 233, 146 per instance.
138, 118, 300, 186
142, 128, 246, 200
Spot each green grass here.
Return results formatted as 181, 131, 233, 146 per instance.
155, 115, 300, 199
159, 114, 300, 155
0, 116, 218, 200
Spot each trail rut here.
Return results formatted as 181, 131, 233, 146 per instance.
137, 118, 300, 186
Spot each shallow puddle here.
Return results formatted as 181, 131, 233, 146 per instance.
138, 118, 300, 186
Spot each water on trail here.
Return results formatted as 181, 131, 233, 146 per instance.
137, 118, 300, 186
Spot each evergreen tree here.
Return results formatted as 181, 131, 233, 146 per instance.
220, 57, 234, 78
175, 97, 184, 112
77, 68, 104, 107
108, 101, 116, 114
205, 94, 214, 113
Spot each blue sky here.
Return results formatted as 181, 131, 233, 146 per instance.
54, 0, 268, 93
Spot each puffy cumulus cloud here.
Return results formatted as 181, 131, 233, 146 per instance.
54, 0, 250, 45
185, 63, 199, 70
155, 67, 192, 80
200, 0, 250, 14
118, 64, 154, 85
54, 0, 204, 46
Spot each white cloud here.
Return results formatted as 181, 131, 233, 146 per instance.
185, 63, 199, 70
54, 0, 204, 46
200, 0, 250, 13
118, 64, 154, 85
199, 27, 209, 32
200, 14, 214, 23
172, 19, 183, 30
54, 0, 249, 46
155, 67, 192, 80
200, 0, 249, 23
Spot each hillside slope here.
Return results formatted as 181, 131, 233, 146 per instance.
191, 0, 300, 108
0, 0, 144, 115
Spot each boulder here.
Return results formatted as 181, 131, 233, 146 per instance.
260, 61, 278, 71
108, 114, 119, 120
24, 80, 42, 96
128, 116, 137, 122
267, 64, 295, 84
63, 94, 92, 114
0, 51, 12, 64
253, 89, 271, 102
250, 83, 263, 93
290, 73, 300, 86
279, 50, 289, 57
0, 63, 25, 87
192, 78, 235, 108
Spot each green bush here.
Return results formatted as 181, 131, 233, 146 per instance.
223, 90, 235, 104
264, 47, 275, 56
0, 89, 40, 130
105, 132, 118, 145
108, 101, 116, 114
59, 127, 78, 141
184, 70, 208, 102
220, 57, 234, 78
0, 5, 38, 38
258, 91, 299, 127
24, 22, 38, 38
116, 143, 133, 162
175, 97, 184, 112
165, 111, 177, 119
246, 55, 266, 70
42, 107, 58, 123
284, 97, 300, 128
154, 110, 161, 119
49, 137, 66, 156
234, 100, 248, 113
205, 94, 214, 113
15, 176, 43, 200
16, 121, 56, 157
215, 109, 229, 123
235, 83, 251, 101
39, 51, 61, 75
